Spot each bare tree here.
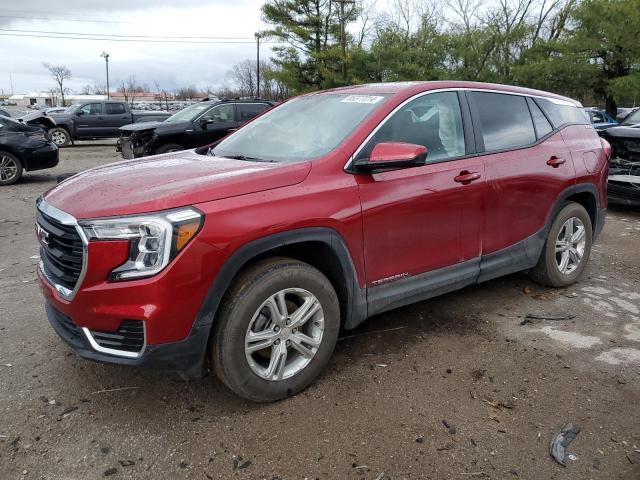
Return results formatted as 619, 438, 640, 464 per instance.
43, 63, 71, 106
154, 80, 172, 111
80, 84, 93, 95
227, 60, 257, 97
175, 85, 199, 101
47, 88, 59, 107
118, 76, 140, 106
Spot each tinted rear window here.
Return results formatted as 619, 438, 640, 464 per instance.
237, 103, 269, 121
471, 92, 536, 151
105, 103, 126, 114
535, 98, 589, 127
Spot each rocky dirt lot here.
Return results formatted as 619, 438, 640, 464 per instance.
1, 143, 639, 480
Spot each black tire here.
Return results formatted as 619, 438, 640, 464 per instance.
0, 151, 23, 185
529, 202, 593, 288
154, 143, 184, 155
211, 257, 340, 402
48, 128, 71, 147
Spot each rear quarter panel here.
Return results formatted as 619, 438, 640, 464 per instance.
561, 125, 608, 208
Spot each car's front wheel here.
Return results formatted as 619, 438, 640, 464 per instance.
211, 258, 340, 402
530, 202, 593, 287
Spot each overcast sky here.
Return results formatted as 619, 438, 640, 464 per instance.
0, 0, 282, 95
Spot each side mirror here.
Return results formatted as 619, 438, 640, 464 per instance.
76, 110, 84, 116
199, 118, 214, 126
353, 142, 427, 172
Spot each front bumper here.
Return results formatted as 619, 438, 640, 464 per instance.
36, 200, 225, 376
46, 303, 210, 376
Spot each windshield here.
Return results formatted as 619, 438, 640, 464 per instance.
623, 108, 640, 125
165, 103, 213, 123
211, 93, 389, 162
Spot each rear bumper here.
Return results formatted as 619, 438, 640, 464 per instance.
23, 142, 58, 171
46, 302, 210, 376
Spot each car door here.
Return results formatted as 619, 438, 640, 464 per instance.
354, 91, 484, 295
102, 102, 131, 136
468, 91, 575, 260
194, 103, 239, 146
74, 103, 104, 137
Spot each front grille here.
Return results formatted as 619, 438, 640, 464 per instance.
89, 320, 145, 353
36, 208, 84, 291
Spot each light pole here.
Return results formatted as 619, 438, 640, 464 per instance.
100, 51, 110, 99
255, 32, 261, 98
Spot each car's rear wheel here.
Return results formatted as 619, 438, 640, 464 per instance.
48, 128, 71, 147
211, 258, 340, 402
0, 152, 23, 185
155, 143, 183, 154
530, 202, 593, 287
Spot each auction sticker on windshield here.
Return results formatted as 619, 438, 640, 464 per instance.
341, 95, 385, 104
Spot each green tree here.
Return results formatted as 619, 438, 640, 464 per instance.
262, 0, 359, 90
569, 0, 640, 114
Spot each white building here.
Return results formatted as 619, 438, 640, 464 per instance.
9, 92, 107, 108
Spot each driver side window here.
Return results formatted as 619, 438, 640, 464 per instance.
201, 104, 234, 123
357, 92, 465, 163
80, 103, 103, 115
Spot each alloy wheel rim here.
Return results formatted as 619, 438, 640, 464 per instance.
245, 288, 324, 381
555, 217, 586, 275
51, 131, 66, 145
0, 155, 17, 181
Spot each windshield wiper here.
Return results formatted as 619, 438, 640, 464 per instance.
218, 153, 277, 163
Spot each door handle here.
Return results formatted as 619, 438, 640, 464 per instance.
546, 156, 566, 168
454, 171, 481, 184
227, 128, 238, 132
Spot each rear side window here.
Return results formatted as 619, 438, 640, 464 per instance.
105, 103, 126, 115
471, 92, 536, 151
535, 98, 589, 128
237, 103, 269, 122
527, 98, 553, 138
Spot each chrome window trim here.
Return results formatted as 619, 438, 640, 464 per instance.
343, 87, 577, 171
36, 198, 88, 302
82, 325, 147, 359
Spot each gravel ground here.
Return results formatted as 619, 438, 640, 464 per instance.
1, 143, 639, 480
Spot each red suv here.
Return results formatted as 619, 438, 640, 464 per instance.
36, 81, 609, 401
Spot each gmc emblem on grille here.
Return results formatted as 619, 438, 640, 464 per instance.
35, 223, 50, 247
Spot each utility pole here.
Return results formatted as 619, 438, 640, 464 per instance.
9, 73, 14, 95
255, 32, 262, 98
332, 0, 355, 84
100, 52, 110, 99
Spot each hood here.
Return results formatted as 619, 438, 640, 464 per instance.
599, 125, 640, 140
43, 150, 311, 219
16, 111, 57, 130
119, 120, 180, 133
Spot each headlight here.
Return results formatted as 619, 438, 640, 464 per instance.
81, 207, 203, 281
